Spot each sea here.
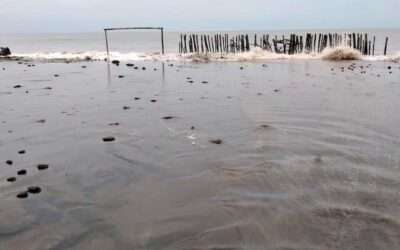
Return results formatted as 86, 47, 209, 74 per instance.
1, 28, 399, 62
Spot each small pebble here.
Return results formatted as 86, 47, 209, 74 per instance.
162, 116, 175, 120
6, 160, 13, 165
18, 150, 26, 154
142, 67, 146, 70
13, 84, 22, 88
54, 74, 59, 77
126, 63, 134, 67
17, 169, 27, 175
7, 177, 16, 182
150, 99, 157, 103
27, 186, 42, 194
36, 119, 46, 123
190, 126, 195, 130
17, 191, 29, 199
108, 122, 120, 126
103, 136, 115, 142
134, 97, 141, 100
123, 106, 130, 110
37, 164, 49, 171
118, 75, 125, 78
209, 139, 223, 145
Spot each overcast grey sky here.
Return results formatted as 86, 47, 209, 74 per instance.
1, 0, 399, 33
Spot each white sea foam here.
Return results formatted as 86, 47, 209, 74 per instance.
10, 48, 400, 63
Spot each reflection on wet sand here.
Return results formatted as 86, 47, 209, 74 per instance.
0, 59, 400, 249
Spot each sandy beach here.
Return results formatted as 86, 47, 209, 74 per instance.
0, 58, 399, 249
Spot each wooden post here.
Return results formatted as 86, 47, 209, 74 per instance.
161, 28, 165, 54
104, 29, 110, 59
372, 36, 375, 56
384, 37, 388, 56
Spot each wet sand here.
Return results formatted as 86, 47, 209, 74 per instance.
1, 59, 400, 249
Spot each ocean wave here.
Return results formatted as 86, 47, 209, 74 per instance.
8, 48, 400, 63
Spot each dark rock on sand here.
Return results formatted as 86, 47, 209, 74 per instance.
6, 160, 13, 165
274, 89, 280, 93
7, 177, 17, 182
17, 191, 29, 199
209, 139, 223, 145
27, 186, 42, 194
142, 67, 146, 70
190, 126, 195, 130
112, 60, 120, 65
134, 97, 141, 100
118, 75, 125, 78
109, 122, 120, 126
0, 47, 11, 56
122, 106, 130, 110
134, 66, 139, 70
13, 84, 22, 88
37, 164, 49, 171
43, 87, 52, 90
18, 150, 26, 154
162, 116, 176, 120
54, 74, 59, 77
81, 65, 87, 68
150, 99, 157, 103
201, 81, 208, 84
17, 169, 27, 175
102, 136, 115, 142
126, 63, 134, 67
260, 124, 271, 129
36, 119, 46, 123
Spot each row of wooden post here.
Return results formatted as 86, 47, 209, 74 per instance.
178, 33, 389, 56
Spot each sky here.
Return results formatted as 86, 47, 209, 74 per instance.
1, 0, 399, 33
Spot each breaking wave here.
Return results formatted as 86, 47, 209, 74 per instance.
7, 48, 400, 63
321, 47, 362, 61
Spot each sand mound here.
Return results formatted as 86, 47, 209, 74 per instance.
321, 47, 362, 61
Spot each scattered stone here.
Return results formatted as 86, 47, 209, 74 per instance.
13, 84, 22, 88
43, 86, 52, 90
17, 191, 29, 199
54, 74, 59, 77
262, 64, 268, 68
388, 66, 392, 70
142, 67, 146, 70
260, 124, 270, 129
162, 116, 175, 120
7, 177, 16, 182
134, 66, 139, 70
0, 47, 11, 56
201, 81, 208, 84
134, 97, 141, 100
6, 160, 13, 165
126, 63, 134, 67
187, 80, 194, 83
240, 66, 244, 70
111, 60, 120, 65
190, 126, 195, 130
36, 119, 46, 123
118, 75, 125, 78
37, 164, 49, 171
209, 139, 223, 145
153, 68, 157, 71
17, 169, 27, 175
81, 65, 87, 68
150, 99, 157, 103
257, 92, 263, 96
168, 64, 174, 67
314, 156, 323, 164
102, 136, 115, 142
18, 150, 26, 154
27, 186, 42, 194
122, 106, 130, 110
274, 89, 280, 93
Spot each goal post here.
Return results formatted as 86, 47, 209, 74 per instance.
104, 27, 165, 58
